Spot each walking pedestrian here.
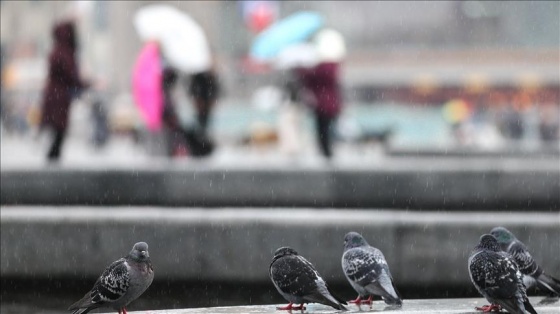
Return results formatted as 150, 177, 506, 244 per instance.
40, 20, 90, 161
295, 61, 342, 158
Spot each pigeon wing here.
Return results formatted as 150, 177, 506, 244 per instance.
297, 256, 347, 310
488, 253, 524, 299
343, 247, 382, 287
270, 255, 317, 297
508, 241, 539, 277
344, 246, 401, 304
90, 258, 130, 304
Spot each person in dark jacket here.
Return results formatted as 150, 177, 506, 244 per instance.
295, 62, 342, 158
185, 69, 220, 136
163, 66, 213, 157
40, 20, 89, 161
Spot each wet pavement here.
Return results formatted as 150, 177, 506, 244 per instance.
2, 297, 558, 314
106, 298, 560, 313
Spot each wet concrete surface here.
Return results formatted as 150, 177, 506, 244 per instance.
126, 297, 560, 313
5, 297, 555, 314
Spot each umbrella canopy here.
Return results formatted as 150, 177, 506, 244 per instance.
250, 11, 323, 61
134, 4, 211, 73
132, 42, 163, 131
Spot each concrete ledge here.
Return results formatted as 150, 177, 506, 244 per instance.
2, 158, 559, 209
387, 147, 560, 158
112, 298, 560, 313
2, 207, 559, 290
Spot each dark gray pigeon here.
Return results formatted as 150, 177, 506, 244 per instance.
491, 226, 560, 297
68, 242, 154, 314
341, 232, 402, 307
269, 247, 347, 311
468, 234, 537, 314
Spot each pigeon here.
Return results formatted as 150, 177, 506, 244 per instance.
468, 234, 537, 314
491, 226, 560, 297
68, 242, 154, 314
269, 247, 347, 311
341, 232, 402, 307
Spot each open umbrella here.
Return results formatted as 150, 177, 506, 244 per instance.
132, 42, 163, 131
250, 11, 323, 61
134, 4, 211, 73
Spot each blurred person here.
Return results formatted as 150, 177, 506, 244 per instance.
538, 102, 560, 143
442, 98, 473, 146
496, 95, 525, 142
184, 65, 220, 138
90, 92, 110, 149
278, 72, 305, 157
40, 19, 90, 161
295, 61, 342, 158
503, 107, 525, 141
163, 66, 214, 157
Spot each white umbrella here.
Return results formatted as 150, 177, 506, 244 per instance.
134, 4, 211, 73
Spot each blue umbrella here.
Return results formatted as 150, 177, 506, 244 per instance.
250, 11, 323, 61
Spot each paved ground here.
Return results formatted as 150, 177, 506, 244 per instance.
2, 297, 558, 314
73, 298, 560, 314
2, 100, 555, 169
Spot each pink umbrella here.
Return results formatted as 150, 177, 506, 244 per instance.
132, 42, 163, 131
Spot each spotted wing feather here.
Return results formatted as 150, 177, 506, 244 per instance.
270, 255, 318, 297
343, 246, 401, 305
91, 258, 130, 304
508, 241, 539, 278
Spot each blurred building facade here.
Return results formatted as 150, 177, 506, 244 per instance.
1, 1, 559, 145
2, 1, 558, 95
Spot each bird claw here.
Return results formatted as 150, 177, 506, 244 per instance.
276, 303, 305, 311
349, 296, 373, 305
475, 304, 502, 312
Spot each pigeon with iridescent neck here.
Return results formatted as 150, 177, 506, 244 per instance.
491, 226, 560, 298
68, 242, 154, 314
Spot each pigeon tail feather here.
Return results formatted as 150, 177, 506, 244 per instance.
309, 291, 347, 311
68, 292, 101, 314
497, 298, 528, 314
523, 299, 538, 314
310, 282, 347, 310
382, 290, 403, 306
328, 287, 348, 306
69, 304, 100, 314
536, 272, 560, 296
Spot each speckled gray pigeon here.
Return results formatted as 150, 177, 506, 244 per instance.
269, 247, 347, 311
468, 234, 537, 314
341, 232, 402, 307
491, 226, 560, 297
68, 242, 154, 314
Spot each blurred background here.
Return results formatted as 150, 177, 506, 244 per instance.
1, 0, 558, 158
1, 1, 559, 313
